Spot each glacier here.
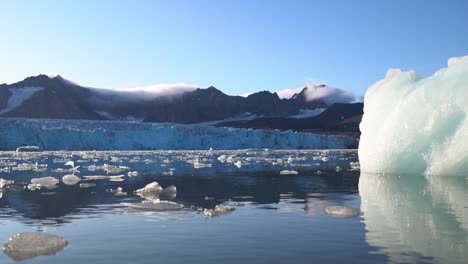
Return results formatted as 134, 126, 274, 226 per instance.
359, 55, 468, 175
0, 118, 357, 150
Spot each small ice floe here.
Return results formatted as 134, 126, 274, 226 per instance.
136, 182, 163, 194
136, 182, 177, 200
321, 156, 329, 162
234, 161, 242, 168
203, 204, 235, 218
79, 183, 96, 188
2, 232, 68, 261
287, 157, 293, 163
314, 170, 323, 175
280, 170, 299, 175
83, 175, 124, 182
62, 175, 81, 186
127, 171, 139, 177
15, 146, 42, 152
104, 165, 129, 174
335, 166, 342, 172
30, 177, 59, 190
0, 178, 14, 188
217, 155, 227, 162
349, 162, 360, 171
122, 200, 184, 211
324, 205, 360, 218
107, 187, 127, 196
32, 167, 47, 172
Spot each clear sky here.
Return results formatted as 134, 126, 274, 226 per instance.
0, 0, 467, 97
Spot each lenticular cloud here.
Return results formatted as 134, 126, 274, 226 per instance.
358, 55, 468, 176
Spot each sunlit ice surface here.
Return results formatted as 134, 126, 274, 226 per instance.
359, 55, 468, 175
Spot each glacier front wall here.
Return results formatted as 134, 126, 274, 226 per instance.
0, 118, 357, 151
359, 56, 468, 175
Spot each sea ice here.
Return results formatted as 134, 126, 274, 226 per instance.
30, 177, 59, 190
122, 200, 184, 211
2, 232, 68, 261
359, 55, 468, 175
280, 170, 299, 175
62, 175, 81, 185
204, 204, 235, 218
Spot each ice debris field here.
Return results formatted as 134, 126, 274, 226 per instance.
359, 55, 468, 176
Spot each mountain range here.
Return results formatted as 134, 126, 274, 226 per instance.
0, 74, 363, 136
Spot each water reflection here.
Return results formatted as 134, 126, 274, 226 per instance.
359, 172, 468, 263
0, 172, 360, 227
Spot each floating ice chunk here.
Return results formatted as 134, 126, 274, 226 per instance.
280, 170, 299, 175
122, 200, 184, 211
136, 182, 163, 194
0, 178, 14, 188
324, 205, 360, 218
83, 175, 124, 182
335, 166, 342, 172
321, 156, 329, 162
2, 232, 68, 261
108, 187, 127, 196
30, 177, 59, 189
62, 175, 81, 185
217, 155, 227, 162
359, 55, 468, 175
234, 161, 242, 168
127, 171, 139, 177
79, 183, 96, 188
349, 162, 360, 171
15, 146, 42, 152
204, 204, 235, 218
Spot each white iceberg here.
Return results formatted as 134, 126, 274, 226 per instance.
359, 55, 468, 175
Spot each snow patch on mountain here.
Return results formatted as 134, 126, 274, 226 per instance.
0, 118, 358, 150
289, 108, 326, 119
0, 87, 44, 115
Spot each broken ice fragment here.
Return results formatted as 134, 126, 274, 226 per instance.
3, 232, 68, 261
62, 175, 81, 185
122, 200, 184, 211
204, 204, 235, 218
30, 177, 59, 189
280, 170, 299, 175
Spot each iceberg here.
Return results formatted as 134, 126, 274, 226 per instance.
359, 55, 468, 175
0, 118, 357, 151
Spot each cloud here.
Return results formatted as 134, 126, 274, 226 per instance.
304, 80, 355, 105
274, 81, 355, 105
93, 83, 199, 99
107, 83, 198, 97
276, 87, 304, 99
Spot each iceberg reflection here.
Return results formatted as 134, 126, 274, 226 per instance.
359, 172, 468, 263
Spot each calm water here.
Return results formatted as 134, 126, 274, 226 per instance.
0, 150, 466, 263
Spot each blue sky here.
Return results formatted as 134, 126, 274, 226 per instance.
0, 0, 467, 98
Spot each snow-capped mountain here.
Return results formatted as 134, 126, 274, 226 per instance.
0, 74, 327, 124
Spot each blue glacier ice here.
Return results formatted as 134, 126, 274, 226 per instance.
0, 118, 357, 150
